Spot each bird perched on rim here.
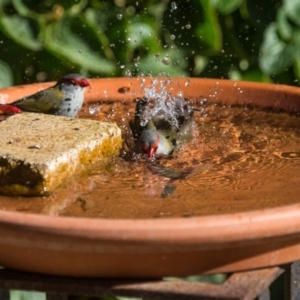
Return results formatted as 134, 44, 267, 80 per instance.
130, 95, 195, 158
0, 74, 90, 118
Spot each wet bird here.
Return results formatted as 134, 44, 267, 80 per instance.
0, 74, 90, 117
130, 96, 195, 157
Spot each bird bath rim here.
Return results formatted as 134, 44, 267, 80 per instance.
0, 203, 300, 245
0, 77, 300, 277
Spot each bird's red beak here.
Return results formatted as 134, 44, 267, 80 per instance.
141, 134, 159, 158
148, 147, 156, 157
141, 145, 156, 158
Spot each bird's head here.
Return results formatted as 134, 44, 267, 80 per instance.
140, 130, 160, 157
57, 74, 90, 88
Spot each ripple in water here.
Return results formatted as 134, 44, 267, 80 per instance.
1, 97, 300, 218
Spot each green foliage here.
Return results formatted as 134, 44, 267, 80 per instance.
0, 14, 41, 51
10, 290, 45, 300
211, 0, 244, 15
259, 0, 300, 81
0, 59, 13, 87
0, 0, 298, 87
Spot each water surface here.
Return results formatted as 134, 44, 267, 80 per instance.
0, 100, 300, 219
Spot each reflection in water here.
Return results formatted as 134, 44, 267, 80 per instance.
1, 100, 300, 219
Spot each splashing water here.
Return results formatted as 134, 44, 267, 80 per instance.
140, 77, 188, 129
88, 104, 101, 115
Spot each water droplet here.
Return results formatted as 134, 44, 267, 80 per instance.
184, 78, 190, 87
185, 24, 191, 29
170, 35, 176, 40
171, 2, 177, 11
120, 65, 125, 69
89, 104, 100, 115
125, 70, 132, 77
162, 58, 170, 65
117, 14, 123, 20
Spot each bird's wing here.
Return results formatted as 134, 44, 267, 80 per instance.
13, 88, 64, 113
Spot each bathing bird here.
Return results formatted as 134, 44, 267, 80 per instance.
130, 96, 195, 157
0, 74, 90, 117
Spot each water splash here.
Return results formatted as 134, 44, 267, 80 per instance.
140, 77, 187, 129
88, 104, 101, 115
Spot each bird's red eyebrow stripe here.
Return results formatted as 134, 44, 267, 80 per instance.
78, 78, 90, 87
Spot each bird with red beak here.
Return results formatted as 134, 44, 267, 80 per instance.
0, 74, 90, 118
130, 96, 195, 158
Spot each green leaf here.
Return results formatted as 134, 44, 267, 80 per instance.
66, 0, 88, 16
196, 0, 222, 51
136, 50, 188, 76
0, 15, 41, 50
127, 22, 157, 49
162, 0, 221, 53
11, 0, 32, 17
277, 8, 293, 41
0, 0, 11, 9
283, 0, 300, 27
259, 23, 296, 75
293, 54, 300, 83
41, 19, 115, 74
228, 66, 242, 80
241, 69, 271, 83
0, 59, 13, 88
211, 0, 244, 15
10, 290, 46, 300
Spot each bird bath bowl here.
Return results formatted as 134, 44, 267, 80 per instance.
1, 77, 300, 278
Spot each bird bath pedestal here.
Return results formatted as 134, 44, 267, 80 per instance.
1, 78, 300, 298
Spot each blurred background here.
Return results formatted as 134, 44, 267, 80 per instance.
0, 0, 299, 87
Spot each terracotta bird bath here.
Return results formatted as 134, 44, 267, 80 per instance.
0, 77, 300, 278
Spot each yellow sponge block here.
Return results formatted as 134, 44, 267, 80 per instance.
0, 113, 122, 196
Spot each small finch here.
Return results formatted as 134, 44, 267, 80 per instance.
0, 74, 90, 118
130, 96, 195, 157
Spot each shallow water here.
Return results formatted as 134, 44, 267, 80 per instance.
1, 100, 300, 219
